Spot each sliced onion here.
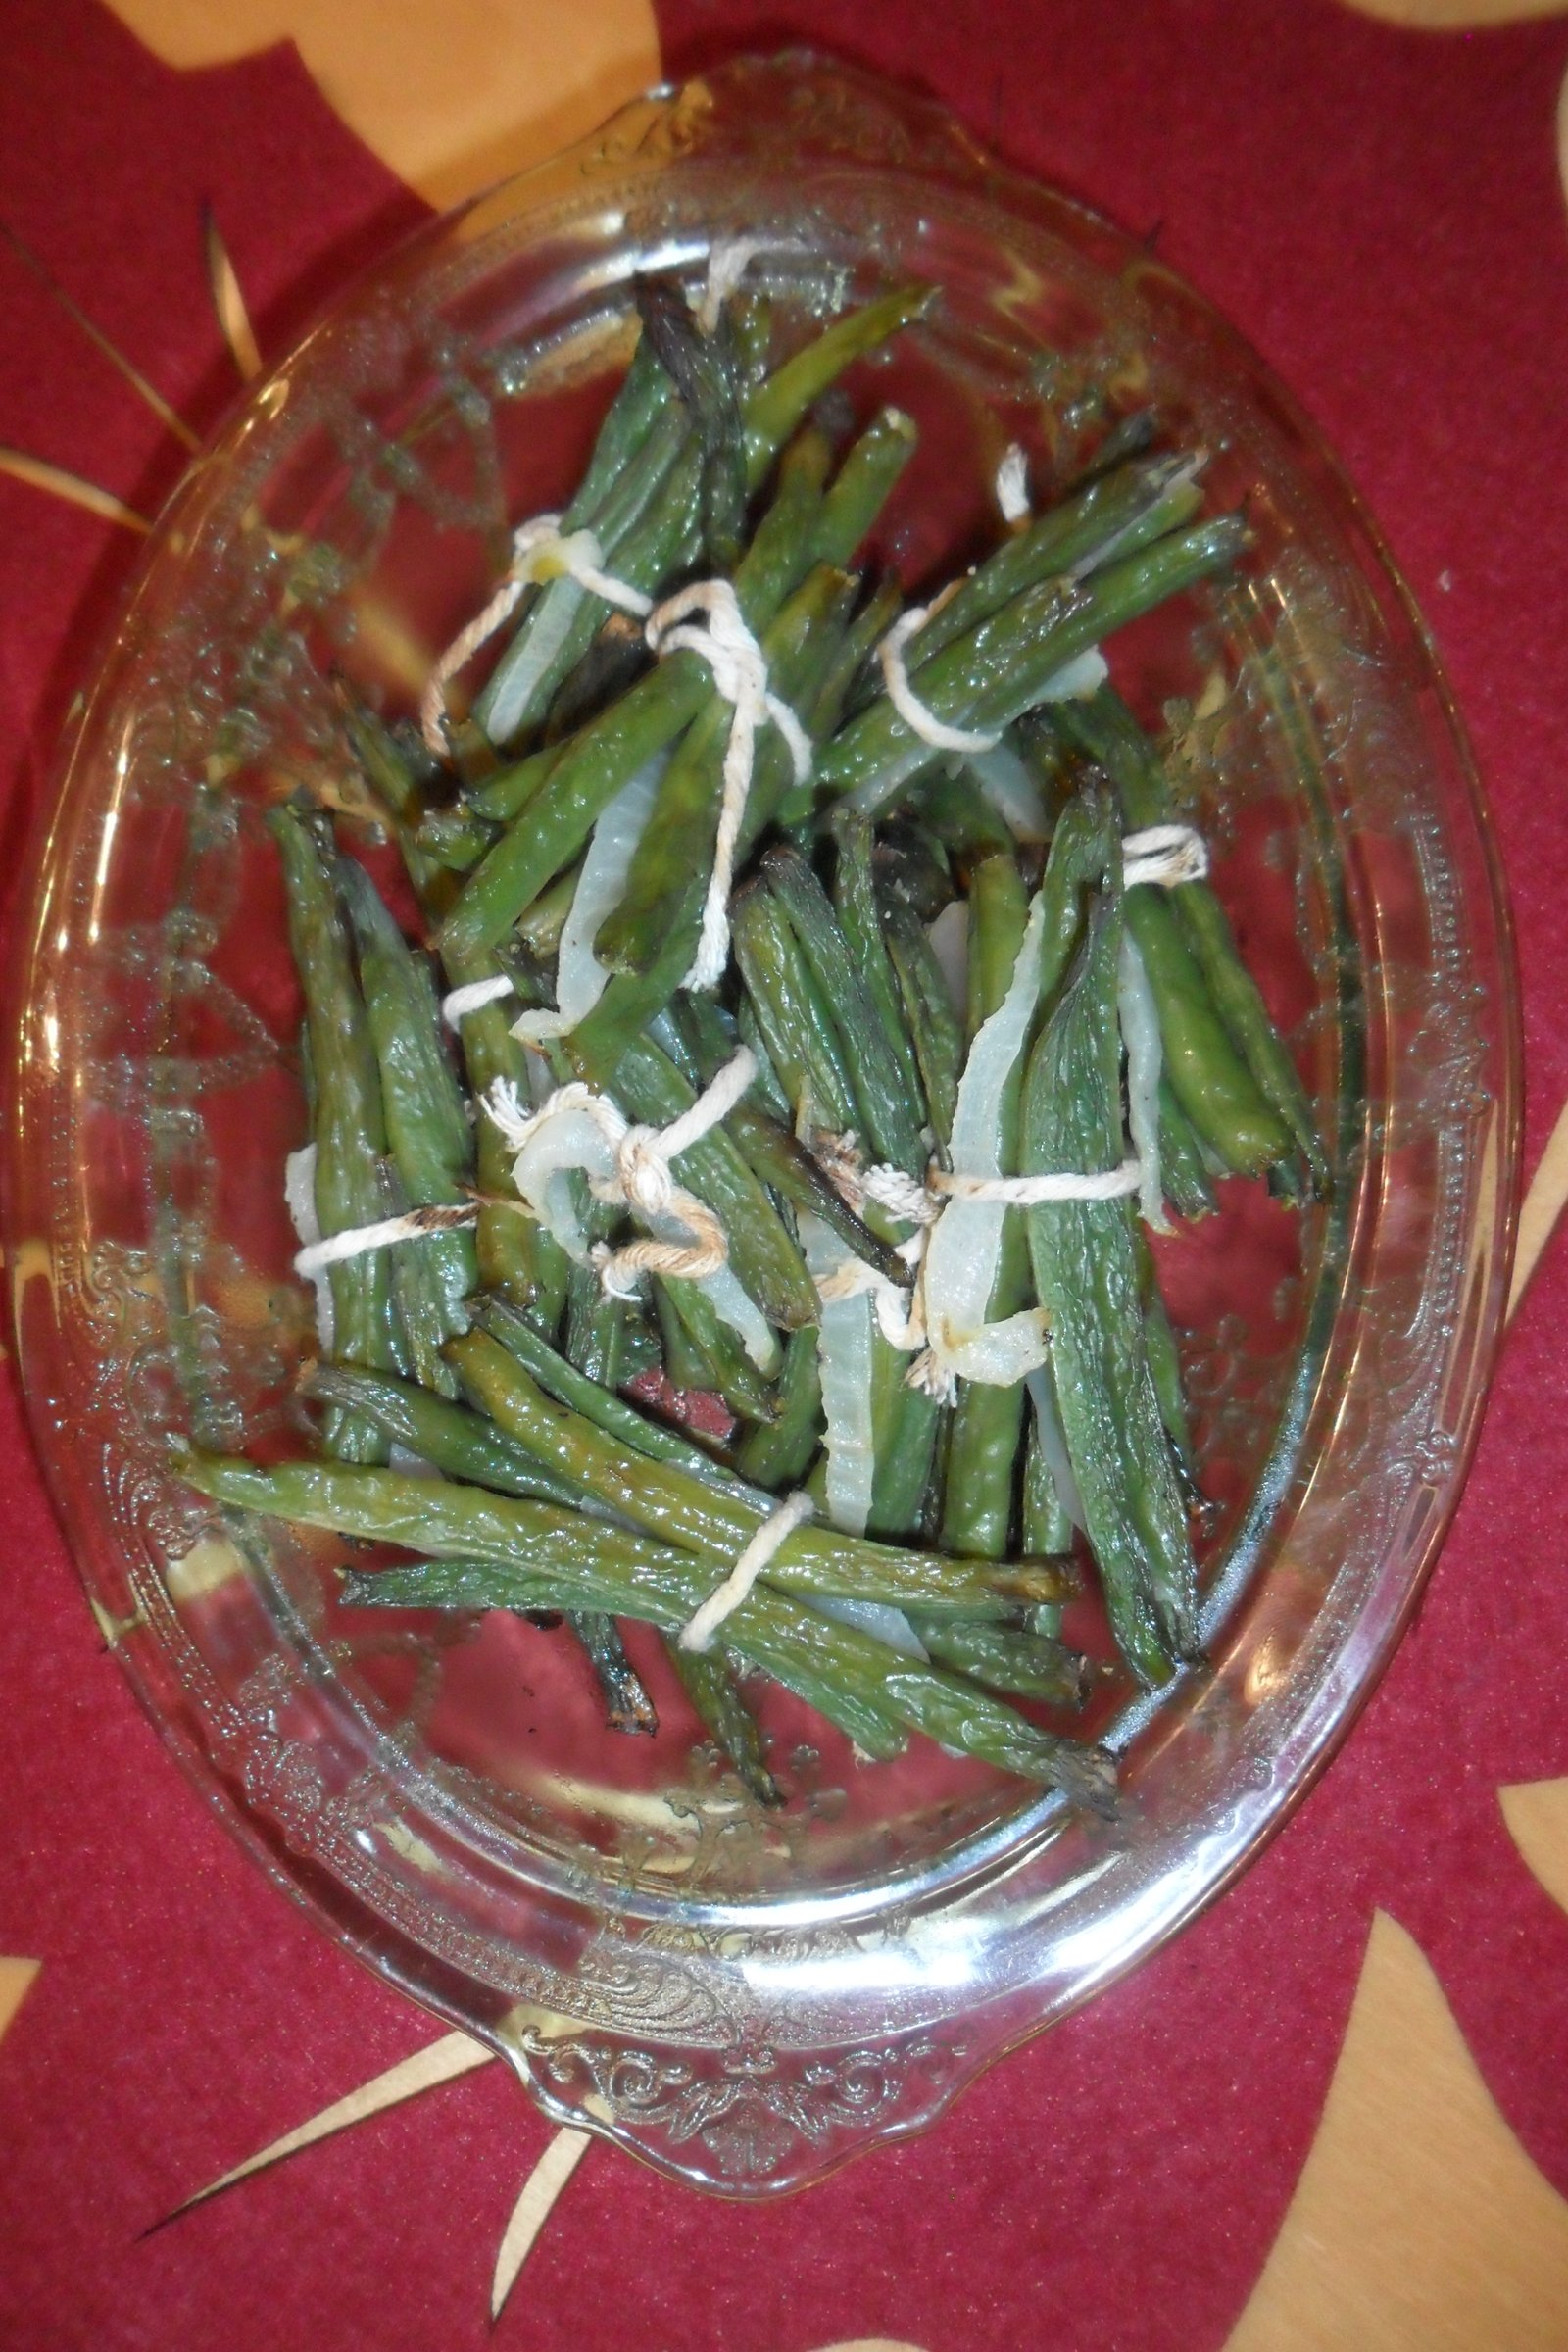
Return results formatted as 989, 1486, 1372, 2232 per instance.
1038, 645, 1108, 701
811, 1595, 928, 1660
1026, 1364, 1085, 1532
694, 1257, 781, 1376
966, 739, 1049, 843
509, 1107, 619, 1261
284, 1142, 333, 1351
802, 1212, 876, 1537
919, 890, 1046, 1388
1117, 928, 1167, 1232
925, 898, 969, 1019
513, 751, 666, 1046
939, 1306, 1051, 1387
484, 578, 587, 748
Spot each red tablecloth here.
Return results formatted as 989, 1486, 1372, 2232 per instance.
5, 2, 1568, 2345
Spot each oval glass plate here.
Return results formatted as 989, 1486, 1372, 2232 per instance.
5, 51, 1518, 2193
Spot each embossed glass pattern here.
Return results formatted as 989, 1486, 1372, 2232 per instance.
5, 55, 1518, 2192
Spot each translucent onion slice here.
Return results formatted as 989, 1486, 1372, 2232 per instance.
966, 739, 1049, 843
509, 1101, 778, 1369
811, 1594, 929, 1660
513, 751, 666, 1047
925, 898, 969, 1018
801, 1212, 876, 1538
695, 1258, 781, 1376
920, 890, 1048, 1387
1117, 928, 1167, 1232
1038, 645, 1107, 702
1026, 1363, 1086, 1533
283, 1142, 333, 1351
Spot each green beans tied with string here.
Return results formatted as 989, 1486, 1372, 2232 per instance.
178, 257, 1323, 1812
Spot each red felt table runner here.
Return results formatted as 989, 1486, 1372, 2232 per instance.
3, 2, 1568, 2345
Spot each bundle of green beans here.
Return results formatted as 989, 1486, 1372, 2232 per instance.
180, 264, 1320, 1814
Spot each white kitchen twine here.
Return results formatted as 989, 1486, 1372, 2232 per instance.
645, 580, 812, 989
813, 1226, 929, 1352
876, 604, 1002, 757
483, 1045, 756, 1297
996, 442, 1031, 526
293, 1199, 478, 1278
694, 234, 768, 335
420, 514, 654, 758
441, 972, 516, 1028
929, 1156, 1143, 1207
1122, 822, 1209, 889
678, 1487, 814, 1652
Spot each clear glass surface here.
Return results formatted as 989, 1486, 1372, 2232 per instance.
4, 53, 1519, 2192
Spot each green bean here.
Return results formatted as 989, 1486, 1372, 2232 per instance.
734, 1325, 823, 1491
1059, 687, 1325, 1186
1158, 1078, 1218, 1220
906, 1616, 1090, 1707
817, 514, 1249, 815
477, 1295, 749, 1495
336, 1549, 1110, 1803
269, 806, 397, 1462
475, 365, 689, 748
741, 285, 933, 485
440, 942, 570, 1327
650, 1274, 779, 1426
940, 848, 1033, 1558
306, 1361, 601, 1513
634, 276, 747, 571
1021, 1408, 1074, 1560
177, 1450, 906, 1758
667, 1643, 780, 1805
807, 577, 903, 753
831, 813, 927, 1123
878, 896, 963, 1154
450, 1330, 1077, 1611
590, 1031, 821, 1331
573, 1611, 661, 1737
568, 328, 674, 519
652, 1277, 715, 1396
563, 1186, 633, 1390
339, 859, 477, 1351
1134, 1227, 1197, 1479
963, 850, 1031, 1044
1022, 885, 1200, 1687
903, 449, 1206, 675
591, 458, 837, 975
810, 407, 919, 565
868, 1362, 943, 1542
760, 843, 928, 1177
1122, 887, 1292, 1175
441, 446, 851, 963
910, 767, 1016, 875
731, 883, 858, 1133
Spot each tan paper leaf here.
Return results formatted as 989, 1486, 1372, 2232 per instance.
0, 1958, 41, 2048
1501, 1779, 1568, 1919
0, 219, 199, 450
202, 206, 262, 382
1508, 1093, 1568, 1323
1340, 0, 1568, 20
1228, 1909, 1568, 2348
159, 2029, 494, 2223
105, 0, 660, 212
0, 447, 151, 533
491, 2127, 595, 2323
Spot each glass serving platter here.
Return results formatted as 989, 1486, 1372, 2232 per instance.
4, 51, 1518, 2193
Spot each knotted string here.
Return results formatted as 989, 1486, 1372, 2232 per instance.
483, 1047, 756, 1297
420, 515, 653, 757
645, 581, 811, 988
